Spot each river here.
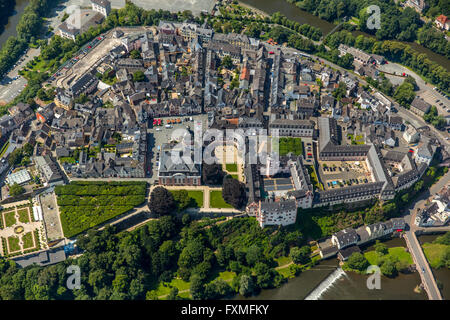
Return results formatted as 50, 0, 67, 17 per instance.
234, 237, 430, 300
0, 0, 28, 48
240, 0, 450, 70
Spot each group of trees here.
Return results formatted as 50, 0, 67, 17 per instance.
290, 0, 438, 45
0, 210, 310, 300
324, 30, 450, 93
8, 183, 25, 197
424, 106, 447, 130
8, 142, 33, 167
0, 0, 59, 78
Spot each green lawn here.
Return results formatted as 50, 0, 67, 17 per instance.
7, 236, 20, 253
364, 247, 413, 266
187, 191, 204, 208
217, 271, 236, 281
307, 166, 324, 191
422, 243, 449, 269
231, 174, 239, 180
3, 211, 16, 228
209, 191, 233, 209
225, 163, 238, 172
0, 141, 9, 157
276, 265, 292, 278
278, 137, 303, 156
155, 278, 191, 297
17, 208, 30, 224
22, 232, 34, 249
59, 157, 77, 164
276, 256, 292, 267
348, 134, 365, 145
170, 190, 204, 208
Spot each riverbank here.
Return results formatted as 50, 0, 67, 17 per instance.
0, 0, 28, 46
234, 237, 426, 300
239, 0, 450, 70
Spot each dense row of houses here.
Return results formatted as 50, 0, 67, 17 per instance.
319, 217, 406, 261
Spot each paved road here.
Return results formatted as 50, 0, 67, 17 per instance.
404, 231, 442, 300
401, 172, 449, 300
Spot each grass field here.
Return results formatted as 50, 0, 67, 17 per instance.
170, 190, 204, 208
276, 265, 293, 278
422, 243, 449, 269
364, 247, 413, 266
187, 190, 204, 208
278, 137, 303, 156
225, 163, 238, 172
155, 278, 191, 297
210, 191, 233, 209
3, 211, 16, 228
276, 256, 292, 267
22, 232, 34, 249
217, 271, 236, 281
7, 236, 20, 253
17, 208, 30, 224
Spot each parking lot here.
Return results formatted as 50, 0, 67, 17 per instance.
147, 113, 209, 183
317, 160, 374, 190
0, 48, 40, 104
418, 88, 450, 116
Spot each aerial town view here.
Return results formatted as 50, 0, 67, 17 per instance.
0, 0, 449, 311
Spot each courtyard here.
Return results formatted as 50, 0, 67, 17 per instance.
317, 160, 374, 190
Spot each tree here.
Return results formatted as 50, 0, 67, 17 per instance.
290, 246, 311, 265
393, 81, 415, 107
133, 70, 145, 82
374, 240, 388, 256
167, 287, 179, 300
380, 259, 398, 277
332, 82, 347, 101
190, 274, 205, 300
149, 187, 176, 216
130, 49, 141, 59
222, 177, 247, 209
345, 252, 369, 272
246, 245, 263, 266
9, 183, 25, 197
221, 55, 233, 69
172, 190, 192, 211
202, 163, 225, 185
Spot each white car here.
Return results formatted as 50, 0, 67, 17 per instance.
156, 128, 161, 131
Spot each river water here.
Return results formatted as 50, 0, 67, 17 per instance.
0, 0, 28, 48
240, 0, 450, 70
235, 237, 432, 300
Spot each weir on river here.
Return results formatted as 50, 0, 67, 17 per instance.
304, 267, 346, 300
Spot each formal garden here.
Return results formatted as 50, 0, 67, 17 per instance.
55, 181, 147, 238
0, 204, 44, 258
